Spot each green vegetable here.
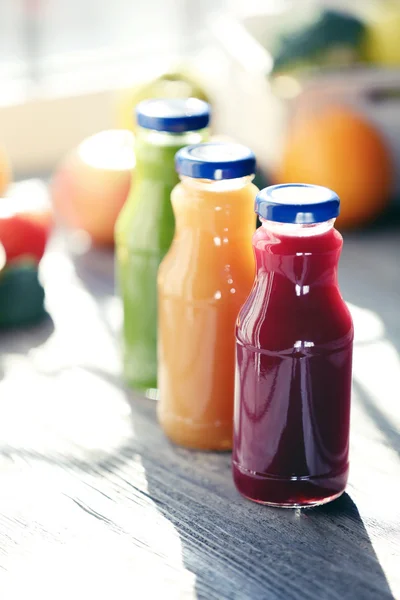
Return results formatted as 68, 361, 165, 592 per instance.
272, 10, 366, 74
0, 263, 47, 328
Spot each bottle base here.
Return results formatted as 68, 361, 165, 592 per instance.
233, 461, 348, 508
239, 490, 344, 509
158, 410, 232, 451
124, 377, 159, 400
143, 387, 159, 401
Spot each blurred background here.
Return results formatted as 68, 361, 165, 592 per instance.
0, 0, 399, 176
0, 4, 399, 595
0, 0, 400, 326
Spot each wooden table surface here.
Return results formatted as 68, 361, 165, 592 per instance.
0, 224, 399, 600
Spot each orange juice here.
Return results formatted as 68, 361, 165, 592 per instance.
157, 143, 258, 450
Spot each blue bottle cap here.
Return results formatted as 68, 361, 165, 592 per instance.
175, 143, 256, 180
255, 183, 340, 224
136, 98, 210, 133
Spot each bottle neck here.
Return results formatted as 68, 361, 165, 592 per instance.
261, 218, 336, 236
255, 218, 342, 287
133, 127, 208, 185
172, 175, 256, 234
136, 126, 208, 148
180, 174, 255, 192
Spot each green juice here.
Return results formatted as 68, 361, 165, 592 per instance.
115, 126, 209, 394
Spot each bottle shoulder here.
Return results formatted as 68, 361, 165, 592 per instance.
237, 281, 354, 351
172, 180, 259, 206
253, 225, 343, 254
159, 239, 255, 302
115, 180, 175, 252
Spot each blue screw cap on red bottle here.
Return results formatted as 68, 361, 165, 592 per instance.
175, 142, 256, 180
255, 183, 340, 224
136, 98, 211, 133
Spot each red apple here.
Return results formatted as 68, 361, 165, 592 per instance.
51, 130, 135, 246
0, 191, 52, 264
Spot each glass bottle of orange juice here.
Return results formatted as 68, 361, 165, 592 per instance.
157, 143, 258, 450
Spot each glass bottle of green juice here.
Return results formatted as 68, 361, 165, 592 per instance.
115, 98, 211, 396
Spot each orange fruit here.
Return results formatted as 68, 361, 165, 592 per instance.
275, 106, 393, 228
0, 145, 11, 196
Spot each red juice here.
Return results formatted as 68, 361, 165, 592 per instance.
233, 184, 353, 507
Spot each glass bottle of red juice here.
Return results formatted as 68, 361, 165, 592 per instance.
233, 183, 354, 508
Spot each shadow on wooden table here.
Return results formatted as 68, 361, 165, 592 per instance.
0, 316, 54, 352
0, 316, 54, 380
72, 245, 115, 299
126, 396, 395, 600
340, 224, 400, 358
353, 379, 400, 462
0, 345, 395, 599
53, 359, 395, 599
